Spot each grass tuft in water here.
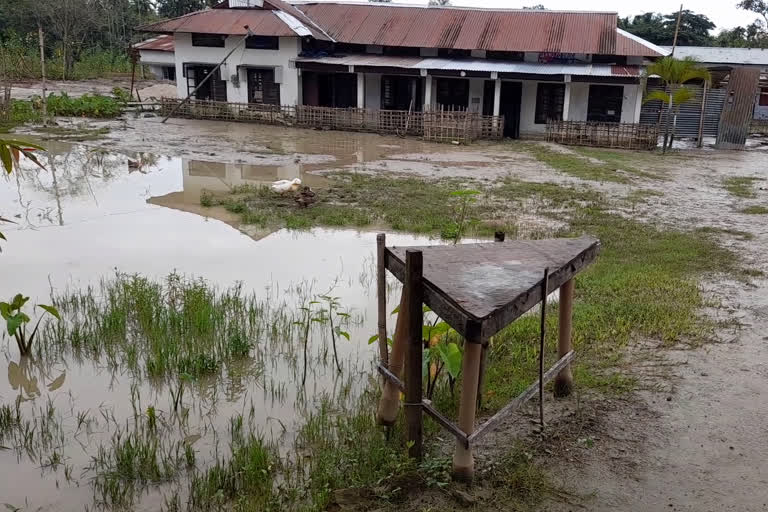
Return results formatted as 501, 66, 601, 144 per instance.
739, 205, 768, 215
42, 272, 286, 380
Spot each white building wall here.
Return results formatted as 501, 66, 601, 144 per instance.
519, 80, 543, 135
173, 33, 300, 104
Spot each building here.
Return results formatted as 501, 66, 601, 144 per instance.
139, 0, 665, 138
135, 35, 176, 81
661, 46, 768, 121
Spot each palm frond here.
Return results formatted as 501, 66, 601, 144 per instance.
644, 90, 671, 104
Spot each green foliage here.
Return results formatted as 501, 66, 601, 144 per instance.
740, 205, 768, 214
619, 10, 715, 46
0, 294, 60, 356
5, 94, 123, 127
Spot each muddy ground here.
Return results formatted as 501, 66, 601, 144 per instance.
12, 113, 768, 511
9, 77, 166, 99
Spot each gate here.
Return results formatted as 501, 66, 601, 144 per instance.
640, 85, 726, 139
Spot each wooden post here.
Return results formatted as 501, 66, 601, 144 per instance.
376, 234, 389, 369
404, 249, 424, 459
476, 231, 506, 408
453, 323, 483, 482
554, 278, 574, 397
697, 81, 709, 148
376, 290, 407, 425
38, 22, 47, 126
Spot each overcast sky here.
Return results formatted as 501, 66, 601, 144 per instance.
345, 0, 760, 31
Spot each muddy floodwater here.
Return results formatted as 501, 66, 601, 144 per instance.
0, 140, 477, 511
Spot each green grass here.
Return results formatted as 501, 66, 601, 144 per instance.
2, 93, 123, 128
506, 142, 660, 183
739, 205, 768, 215
213, 174, 520, 239
723, 176, 762, 198
42, 272, 281, 379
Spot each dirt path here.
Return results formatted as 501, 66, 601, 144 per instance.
10, 78, 163, 99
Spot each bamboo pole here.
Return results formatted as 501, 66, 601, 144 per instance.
697, 81, 709, 148
376, 290, 408, 426
452, 328, 483, 482
554, 279, 574, 397
404, 249, 424, 459
38, 22, 47, 126
376, 234, 389, 369
671, 4, 684, 56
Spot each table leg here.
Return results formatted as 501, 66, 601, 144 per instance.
453, 336, 482, 482
555, 278, 574, 397
377, 290, 407, 426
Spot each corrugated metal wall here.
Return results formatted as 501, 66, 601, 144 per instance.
716, 67, 761, 149
640, 86, 726, 138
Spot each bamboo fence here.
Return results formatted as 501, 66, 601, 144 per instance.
546, 120, 659, 150
159, 99, 504, 143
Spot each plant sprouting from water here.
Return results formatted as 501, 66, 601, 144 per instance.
313, 295, 350, 373
1, 294, 60, 356
444, 189, 480, 244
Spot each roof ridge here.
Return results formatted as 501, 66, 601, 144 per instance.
290, 1, 618, 15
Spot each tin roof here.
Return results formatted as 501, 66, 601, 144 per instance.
134, 35, 175, 52
661, 46, 768, 66
616, 29, 667, 58
295, 4, 617, 54
138, 3, 330, 40
296, 54, 641, 77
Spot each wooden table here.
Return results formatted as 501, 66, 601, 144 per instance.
375, 233, 600, 481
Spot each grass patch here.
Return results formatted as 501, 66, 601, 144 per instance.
723, 176, 762, 198
695, 226, 755, 241
2, 93, 123, 129
739, 205, 768, 215
42, 272, 279, 379
507, 142, 660, 183
36, 125, 110, 141
214, 173, 521, 239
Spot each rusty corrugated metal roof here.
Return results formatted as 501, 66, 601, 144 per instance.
616, 28, 667, 57
295, 4, 618, 54
134, 35, 175, 52
138, 10, 294, 36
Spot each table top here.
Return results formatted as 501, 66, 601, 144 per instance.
386, 236, 600, 339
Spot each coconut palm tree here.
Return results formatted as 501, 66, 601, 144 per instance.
645, 57, 711, 153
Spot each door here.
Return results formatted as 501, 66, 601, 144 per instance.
435, 78, 469, 110
188, 65, 227, 102
499, 82, 522, 138
247, 68, 280, 105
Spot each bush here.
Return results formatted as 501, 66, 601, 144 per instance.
5, 93, 123, 125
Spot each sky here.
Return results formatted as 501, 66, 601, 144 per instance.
343, 0, 761, 31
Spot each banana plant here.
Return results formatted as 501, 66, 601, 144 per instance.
0, 294, 60, 356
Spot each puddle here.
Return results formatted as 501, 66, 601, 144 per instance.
0, 141, 484, 511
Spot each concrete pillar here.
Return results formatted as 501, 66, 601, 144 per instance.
633, 83, 644, 123
424, 75, 433, 111
493, 78, 501, 117
357, 73, 365, 109
563, 75, 572, 121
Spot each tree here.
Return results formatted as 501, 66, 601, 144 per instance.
714, 22, 768, 47
157, 0, 216, 18
644, 57, 711, 153
619, 10, 715, 46
738, 0, 768, 28
523, 4, 546, 9
428, 0, 450, 5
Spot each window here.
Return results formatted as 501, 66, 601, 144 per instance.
162, 66, 176, 81
760, 87, 768, 106
192, 33, 225, 47
587, 85, 624, 123
381, 76, 422, 111
435, 78, 469, 110
534, 83, 565, 124
245, 36, 279, 50
247, 68, 280, 105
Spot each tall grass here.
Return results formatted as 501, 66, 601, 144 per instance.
42, 272, 296, 380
